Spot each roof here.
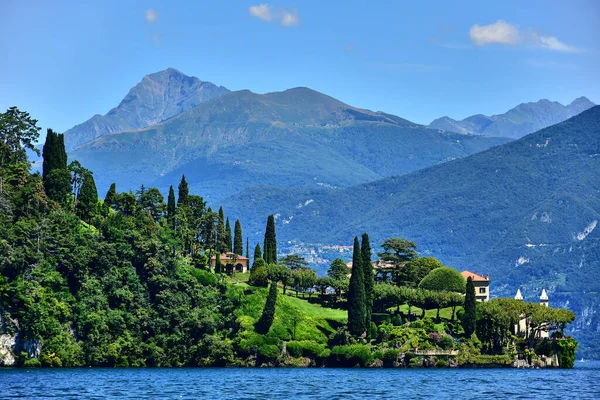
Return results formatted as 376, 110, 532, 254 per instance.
540, 288, 548, 301
515, 288, 523, 300
461, 270, 490, 282
210, 252, 249, 261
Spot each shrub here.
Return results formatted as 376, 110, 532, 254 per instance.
190, 268, 218, 286
436, 359, 448, 368
428, 332, 441, 346
383, 349, 400, 367
409, 357, 422, 367
439, 335, 455, 350
372, 313, 392, 325
331, 344, 373, 367
248, 265, 269, 287
258, 344, 281, 360
286, 340, 329, 359
419, 267, 466, 293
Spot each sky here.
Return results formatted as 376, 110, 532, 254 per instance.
1, 0, 599, 135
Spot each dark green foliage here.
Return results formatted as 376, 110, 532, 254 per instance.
104, 183, 118, 209
347, 237, 366, 336
256, 283, 278, 334
246, 237, 249, 259
463, 277, 477, 337
216, 207, 226, 253
138, 187, 166, 220
263, 215, 277, 264
77, 172, 98, 221
361, 233, 374, 328
280, 254, 308, 270
419, 267, 466, 293
225, 218, 232, 253
401, 257, 445, 288
556, 338, 578, 369
248, 265, 268, 287
42, 129, 70, 203
167, 185, 176, 219
177, 175, 189, 207
233, 220, 243, 255
0, 106, 41, 168
254, 244, 262, 263
328, 258, 350, 280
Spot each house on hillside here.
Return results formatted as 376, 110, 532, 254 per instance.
210, 252, 249, 273
346, 259, 395, 280
461, 270, 490, 302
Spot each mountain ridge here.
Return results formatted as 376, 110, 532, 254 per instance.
429, 96, 595, 138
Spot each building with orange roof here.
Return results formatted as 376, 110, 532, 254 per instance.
461, 270, 490, 302
210, 252, 249, 273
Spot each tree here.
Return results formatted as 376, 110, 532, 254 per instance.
419, 267, 466, 293
463, 277, 477, 337
167, 185, 176, 220
328, 258, 350, 281
280, 254, 308, 270
177, 175, 189, 207
254, 244, 262, 262
361, 233, 374, 329
138, 187, 166, 221
267, 263, 292, 295
225, 218, 232, 253
256, 282, 278, 334
378, 238, 418, 285
400, 257, 445, 288
215, 252, 223, 273
42, 129, 70, 203
263, 215, 277, 264
104, 183, 118, 210
347, 237, 366, 336
216, 207, 227, 253
233, 220, 243, 255
292, 268, 317, 298
68, 160, 90, 209
0, 106, 41, 168
248, 264, 268, 287
246, 238, 249, 260
77, 172, 98, 221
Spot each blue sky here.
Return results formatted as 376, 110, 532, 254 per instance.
1, 0, 598, 134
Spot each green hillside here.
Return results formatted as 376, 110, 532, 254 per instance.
70, 87, 509, 201
222, 106, 600, 357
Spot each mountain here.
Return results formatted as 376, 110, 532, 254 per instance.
69, 87, 510, 200
63, 68, 230, 149
429, 97, 595, 139
222, 107, 600, 357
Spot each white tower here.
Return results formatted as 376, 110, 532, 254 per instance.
514, 288, 523, 301
540, 288, 549, 307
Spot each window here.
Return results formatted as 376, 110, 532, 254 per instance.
479, 287, 486, 294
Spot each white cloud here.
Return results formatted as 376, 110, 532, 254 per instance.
249, 4, 300, 27
281, 10, 299, 26
469, 20, 521, 46
469, 20, 582, 53
249, 4, 275, 21
145, 9, 159, 24
535, 35, 582, 53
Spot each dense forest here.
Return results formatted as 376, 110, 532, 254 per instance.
0, 107, 577, 368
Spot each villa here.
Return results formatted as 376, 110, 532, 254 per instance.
461, 270, 490, 302
210, 252, 249, 273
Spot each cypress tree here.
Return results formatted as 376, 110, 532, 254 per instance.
216, 207, 226, 253
167, 185, 176, 219
246, 237, 250, 260
104, 183, 118, 209
177, 175, 189, 207
77, 172, 98, 221
263, 215, 277, 264
215, 252, 222, 273
256, 282, 278, 334
347, 237, 366, 336
225, 217, 233, 253
361, 233, 374, 329
254, 243, 262, 262
463, 277, 477, 337
233, 220, 243, 255
42, 129, 70, 203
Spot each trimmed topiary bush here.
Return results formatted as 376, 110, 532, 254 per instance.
419, 267, 467, 293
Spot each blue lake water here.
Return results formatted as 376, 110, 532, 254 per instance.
1, 361, 599, 399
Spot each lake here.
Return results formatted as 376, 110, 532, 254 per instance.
1, 361, 598, 399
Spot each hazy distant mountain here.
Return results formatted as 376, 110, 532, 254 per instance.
69, 86, 509, 200
63, 68, 230, 149
429, 97, 595, 139
223, 106, 600, 356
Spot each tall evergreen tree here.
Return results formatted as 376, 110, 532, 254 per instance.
233, 220, 243, 255
167, 185, 176, 221
225, 217, 233, 253
463, 277, 477, 337
77, 172, 98, 221
263, 215, 277, 264
177, 175, 189, 207
216, 207, 226, 253
347, 237, 366, 336
254, 243, 262, 262
361, 233, 374, 328
256, 282, 278, 334
42, 129, 70, 203
246, 237, 250, 260
104, 183, 118, 209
